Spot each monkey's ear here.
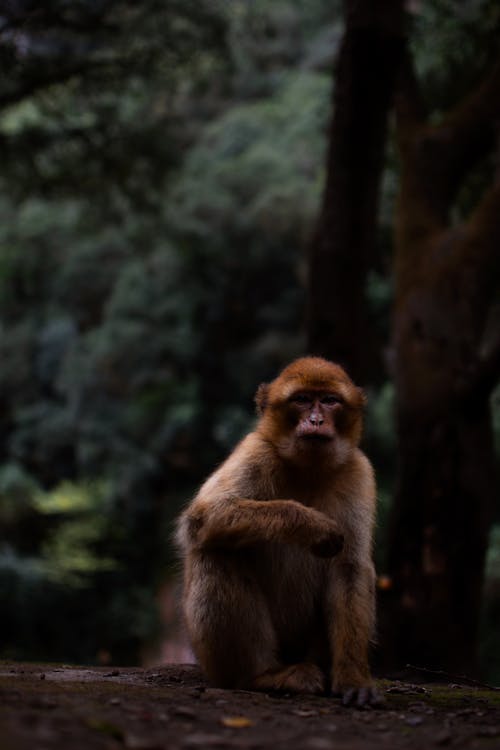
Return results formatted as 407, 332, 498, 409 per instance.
357, 387, 368, 408
255, 383, 270, 415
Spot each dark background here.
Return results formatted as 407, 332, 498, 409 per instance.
0, 0, 498, 681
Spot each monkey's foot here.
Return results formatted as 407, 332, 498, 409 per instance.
253, 663, 326, 695
332, 684, 385, 708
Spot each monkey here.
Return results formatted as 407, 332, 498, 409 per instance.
176, 356, 381, 707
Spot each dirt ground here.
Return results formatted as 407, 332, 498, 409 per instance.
1, 662, 500, 750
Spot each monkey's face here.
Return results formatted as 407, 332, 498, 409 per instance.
256, 357, 365, 467
282, 388, 359, 463
289, 391, 339, 442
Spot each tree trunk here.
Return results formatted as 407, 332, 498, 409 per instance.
382, 54, 500, 674
307, 0, 404, 382
388, 367, 497, 673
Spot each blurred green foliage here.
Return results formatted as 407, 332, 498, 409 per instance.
412, 0, 500, 111
0, 0, 498, 670
0, 0, 339, 664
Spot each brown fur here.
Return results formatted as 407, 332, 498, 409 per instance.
176, 357, 380, 706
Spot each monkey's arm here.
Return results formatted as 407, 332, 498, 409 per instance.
177, 432, 343, 555
327, 558, 381, 706
178, 496, 343, 556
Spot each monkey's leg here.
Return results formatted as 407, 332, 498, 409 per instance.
252, 662, 326, 695
252, 618, 328, 694
185, 556, 280, 689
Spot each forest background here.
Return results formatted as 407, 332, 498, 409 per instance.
0, 0, 499, 682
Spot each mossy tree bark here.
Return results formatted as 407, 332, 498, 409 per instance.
383, 53, 500, 673
307, 0, 405, 382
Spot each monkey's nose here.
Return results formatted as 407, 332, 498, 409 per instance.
310, 413, 324, 425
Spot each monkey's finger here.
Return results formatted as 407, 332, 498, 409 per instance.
357, 687, 385, 708
356, 687, 371, 707
339, 686, 385, 709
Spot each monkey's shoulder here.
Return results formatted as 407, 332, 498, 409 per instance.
196, 431, 278, 502
336, 449, 375, 500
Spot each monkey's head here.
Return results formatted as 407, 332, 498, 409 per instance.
255, 357, 366, 466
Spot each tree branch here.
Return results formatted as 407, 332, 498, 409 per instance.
434, 56, 500, 186
395, 53, 500, 243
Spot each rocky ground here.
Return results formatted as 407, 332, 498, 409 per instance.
1, 662, 500, 750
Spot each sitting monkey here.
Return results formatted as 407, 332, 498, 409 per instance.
176, 357, 381, 707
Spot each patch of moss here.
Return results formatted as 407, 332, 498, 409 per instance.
378, 681, 500, 712
424, 686, 500, 709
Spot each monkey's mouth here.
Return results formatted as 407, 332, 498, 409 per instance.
300, 434, 332, 441
296, 428, 334, 442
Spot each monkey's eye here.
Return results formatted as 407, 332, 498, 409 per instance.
320, 394, 342, 405
290, 393, 312, 405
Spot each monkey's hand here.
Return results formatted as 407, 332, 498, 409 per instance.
308, 519, 344, 558
333, 684, 385, 709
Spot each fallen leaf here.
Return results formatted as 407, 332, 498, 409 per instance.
220, 716, 253, 728
293, 709, 318, 717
